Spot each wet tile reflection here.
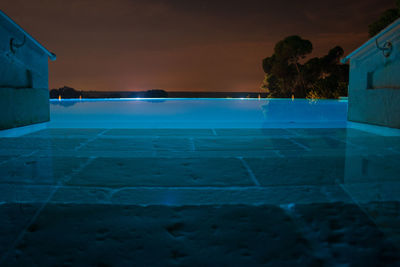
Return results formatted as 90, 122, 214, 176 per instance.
0, 127, 399, 264
342, 129, 400, 250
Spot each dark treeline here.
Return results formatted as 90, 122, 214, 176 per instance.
261, 36, 349, 99
50, 87, 168, 99
49, 87, 268, 99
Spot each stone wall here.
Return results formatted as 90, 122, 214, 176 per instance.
348, 20, 400, 129
0, 14, 50, 130
0, 88, 49, 130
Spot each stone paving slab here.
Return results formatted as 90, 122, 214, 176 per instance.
104, 129, 215, 137
1, 204, 317, 266
0, 156, 85, 185
47, 185, 352, 206
362, 202, 400, 250
0, 127, 399, 265
293, 202, 400, 265
287, 128, 379, 139
0, 156, 14, 164
245, 156, 345, 186
214, 128, 294, 137
346, 136, 400, 151
0, 178, 358, 205
341, 182, 400, 203
152, 138, 193, 151
0, 183, 353, 206
194, 138, 304, 151
0, 138, 85, 151
24, 128, 106, 138
36, 149, 283, 158
344, 155, 400, 184
92, 137, 193, 152
290, 137, 347, 150
0, 149, 38, 157
155, 150, 281, 158
268, 149, 340, 159
277, 148, 348, 158
34, 150, 156, 158
66, 158, 253, 187
280, 147, 399, 159
0, 203, 40, 261
0, 184, 57, 203
81, 138, 155, 151
40, 146, 393, 159
2, 203, 399, 266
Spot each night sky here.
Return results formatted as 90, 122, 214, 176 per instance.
2, 0, 395, 92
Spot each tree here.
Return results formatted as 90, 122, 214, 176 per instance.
49, 89, 59, 99
50, 86, 81, 99
261, 36, 312, 98
261, 38, 349, 99
274, 36, 313, 96
304, 46, 349, 99
260, 73, 282, 97
274, 36, 313, 66
368, 1, 400, 37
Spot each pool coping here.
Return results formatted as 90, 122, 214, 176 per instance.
1, 121, 400, 138
0, 122, 49, 138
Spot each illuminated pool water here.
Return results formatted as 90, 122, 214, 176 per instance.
49, 98, 348, 128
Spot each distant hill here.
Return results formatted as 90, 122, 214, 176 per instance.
50, 87, 267, 99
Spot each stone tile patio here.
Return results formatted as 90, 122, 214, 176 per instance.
0, 127, 400, 265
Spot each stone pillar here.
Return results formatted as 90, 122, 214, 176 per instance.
0, 16, 50, 130
346, 20, 400, 129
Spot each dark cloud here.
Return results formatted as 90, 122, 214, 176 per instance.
1, 0, 396, 91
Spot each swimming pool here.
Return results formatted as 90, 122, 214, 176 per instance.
49, 98, 348, 128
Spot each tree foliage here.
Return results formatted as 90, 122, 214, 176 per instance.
368, 0, 400, 37
274, 36, 313, 64
261, 38, 349, 99
261, 36, 313, 98
50, 86, 81, 99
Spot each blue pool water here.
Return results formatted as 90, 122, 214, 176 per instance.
49, 98, 348, 128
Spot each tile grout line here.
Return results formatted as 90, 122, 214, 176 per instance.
237, 157, 260, 187
288, 138, 311, 152
61, 156, 97, 184
0, 150, 39, 167
74, 129, 111, 151
0, 186, 60, 264
0, 156, 97, 265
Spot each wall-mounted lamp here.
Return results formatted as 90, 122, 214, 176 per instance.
9, 35, 26, 54
375, 37, 393, 58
